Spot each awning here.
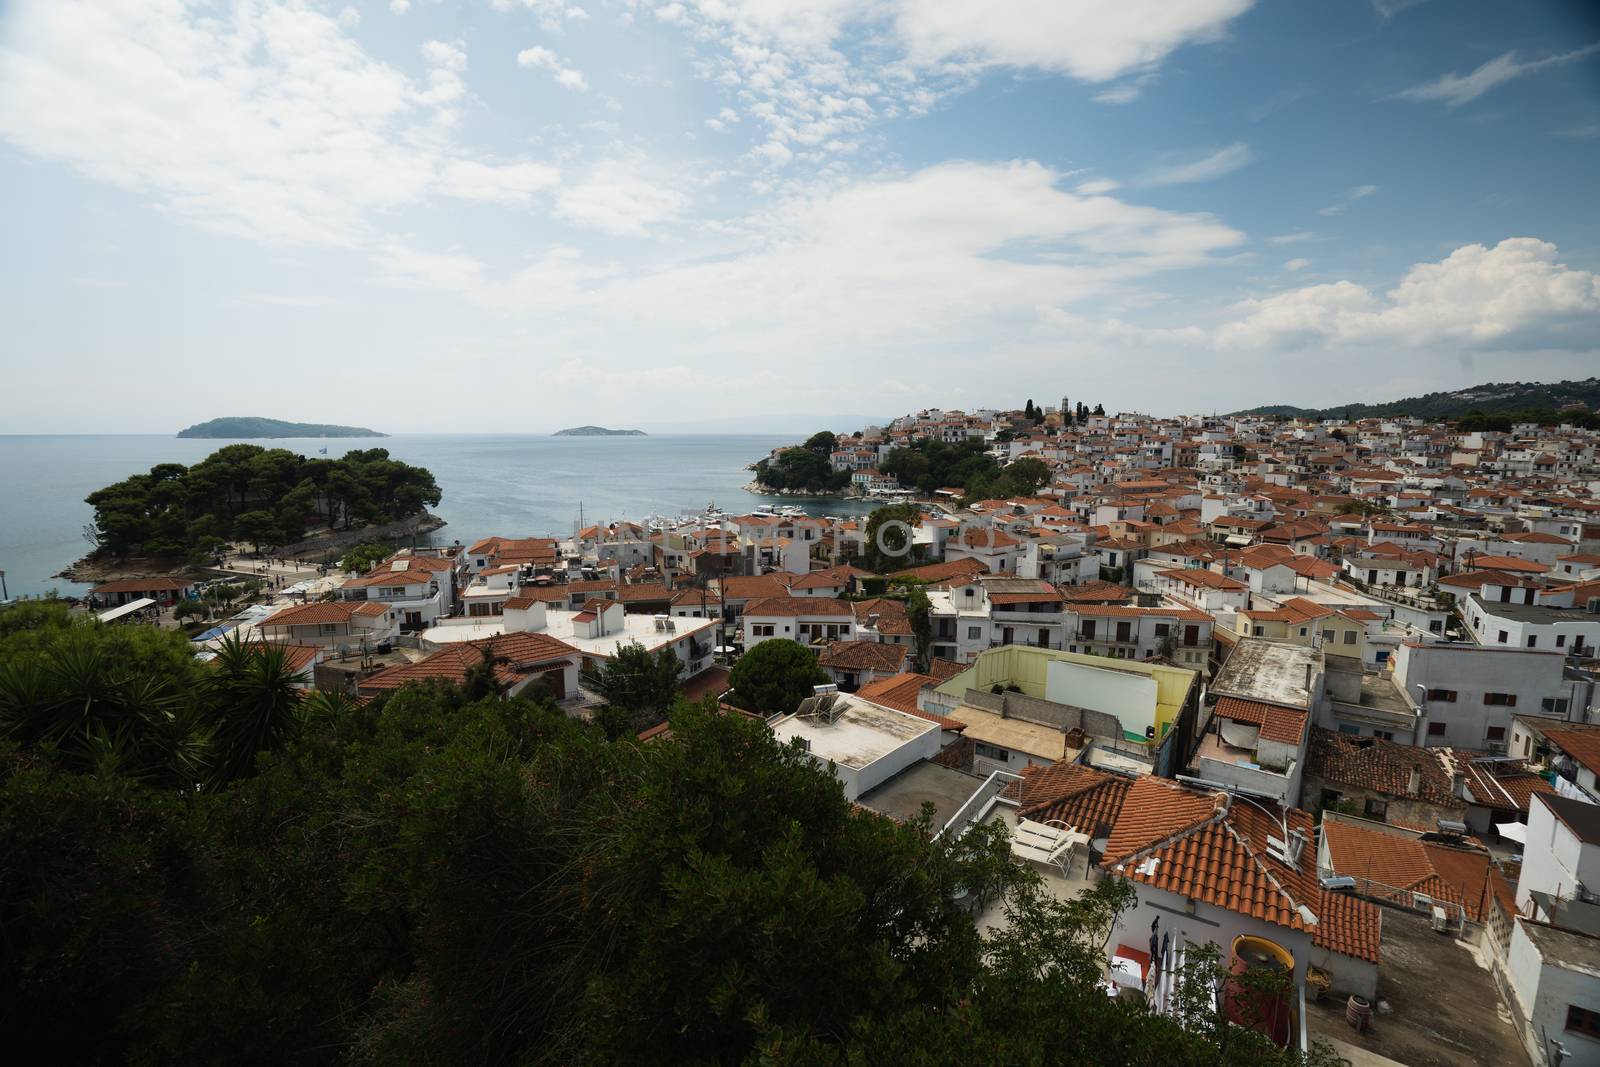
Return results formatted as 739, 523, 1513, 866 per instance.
97, 597, 156, 623
1496, 821, 1528, 844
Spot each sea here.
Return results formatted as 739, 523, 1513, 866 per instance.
0, 434, 877, 601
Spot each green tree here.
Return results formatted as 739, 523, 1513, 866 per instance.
342, 541, 392, 574
728, 638, 827, 715
901, 582, 933, 671
862, 502, 924, 572
592, 642, 684, 735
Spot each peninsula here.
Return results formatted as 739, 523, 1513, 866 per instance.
554, 425, 646, 436
178, 417, 386, 439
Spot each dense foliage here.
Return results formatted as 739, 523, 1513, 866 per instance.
727, 637, 829, 715
84, 444, 442, 561
1234, 376, 1600, 421
880, 437, 999, 494
0, 602, 1342, 1066
590, 642, 684, 737
753, 432, 851, 494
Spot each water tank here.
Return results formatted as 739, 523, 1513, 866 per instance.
1224, 935, 1294, 1048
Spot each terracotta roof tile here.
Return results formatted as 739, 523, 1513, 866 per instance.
1215, 696, 1308, 746
1313, 889, 1382, 964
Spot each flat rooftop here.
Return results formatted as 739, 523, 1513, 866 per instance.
1469, 594, 1596, 625
422, 608, 715, 656
1211, 637, 1319, 710
858, 760, 986, 826
772, 700, 937, 771
1520, 918, 1600, 978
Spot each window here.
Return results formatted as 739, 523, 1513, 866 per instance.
1338, 724, 1361, 735
1299, 627, 1308, 637
1153, 623, 1170, 638
1253, 626, 1265, 637
752, 624, 775, 637
1484, 693, 1517, 707
1427, 722, 1447, 737
1425, 689, 1457, 702
1486, 726, 1506, 742
1544, 698, 1571, 715
1558, 635, 1568, 648
1364, 799, 1388, 821
1567, 1005, 1600, 1040
967, 626, 983, 640
319, 623, 339, 636
1527, 636, 1538, 648
1497, 630, 1508, 644
974, 742, 1010, 762
1321, 629, 1335, 643
1343, 630, 1357, 644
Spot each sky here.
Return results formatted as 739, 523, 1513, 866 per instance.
1, 0, 1598, 434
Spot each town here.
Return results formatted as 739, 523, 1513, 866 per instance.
58, 400, 1600, 1066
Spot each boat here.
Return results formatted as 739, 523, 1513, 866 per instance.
777, 504, 807, 518
753, 503, 780, 517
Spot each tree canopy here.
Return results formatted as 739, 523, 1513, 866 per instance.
753, 433, 850, 494
84, 444, 441, 561
879, 437, 998, 495
727, 638, 828, 715
591, 642, 684, 737
0, 600, 1340, 1067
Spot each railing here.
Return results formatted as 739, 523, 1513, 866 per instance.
936, 768, 1023, 840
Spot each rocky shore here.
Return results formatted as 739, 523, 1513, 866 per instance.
56, 512, 448, 583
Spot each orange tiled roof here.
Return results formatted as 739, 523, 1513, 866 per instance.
1313, 889, 1382, 964
261, 600, 389, 627
854, 673, 966, 732
1320, 819, 1493, 922
817, 640, 908, 673
1101, 777, 1318, 933
1214, 696, 1308, 746
1014, 762, 1132, 834
359, 631, 578, 693
1308, 728, 1459, 806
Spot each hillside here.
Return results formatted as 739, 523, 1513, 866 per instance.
1233, 378, 1600, 420
554, 425, 646, 436
178, 417, 386, 438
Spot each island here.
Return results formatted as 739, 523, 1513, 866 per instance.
178, 417, 387, 439
554, 425, 646, 436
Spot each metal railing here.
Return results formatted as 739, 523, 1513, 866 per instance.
936, 768, 1023, 840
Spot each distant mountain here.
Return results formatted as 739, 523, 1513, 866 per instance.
1233, 378, 1600, 420
554, 425, 646, 436
177, 417, 386, 439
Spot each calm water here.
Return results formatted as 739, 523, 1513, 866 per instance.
0, 434, 875, 600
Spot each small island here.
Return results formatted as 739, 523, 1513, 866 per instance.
178, 417, 386, 439
554, 425, 646, 436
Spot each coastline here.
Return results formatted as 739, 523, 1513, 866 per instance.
55, 512, 448, 584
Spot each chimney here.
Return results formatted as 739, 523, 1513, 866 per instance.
1407, 764, 1422, 795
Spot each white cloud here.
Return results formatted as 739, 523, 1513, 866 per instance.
1075, 178, 1118, 195
236, 292, 343, 307
1318, 184, 1378, 216
400, 161, 1243, 358
1217, 238, 1600, 350
338, 6, 361, 28
752, 140, 794, 167
516, 44, 589, 91
891, 0, 1254, 82
390, 0, 410, 13
495, 0, 588, 31
1092, 73, 1157, 105
653, 1, 1254, 172
0, 0, 549, 246
422, 40, 468, 73
1268, 231, 1314, 245
1284, 258, 1309, 271
1142, 142, 1254, 185
554, 161, 687, 235
437, 159, 561, 205
1397, 43, 1600, 107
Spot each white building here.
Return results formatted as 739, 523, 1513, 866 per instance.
771, 694, 942, 802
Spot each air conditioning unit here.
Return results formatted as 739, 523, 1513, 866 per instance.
1431, 905, 1449, 934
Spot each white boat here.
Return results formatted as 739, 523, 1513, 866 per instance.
753, 503, 780, 516
777, 504, 807, 518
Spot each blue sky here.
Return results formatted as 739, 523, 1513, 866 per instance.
2, 0, 1598, 433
